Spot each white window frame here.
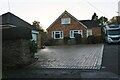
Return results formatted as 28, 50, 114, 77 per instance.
52, 31, 64, 39
61, 18, 71, 24
31, 30, 39, 42
87, 29, 92, 37
70, 30, 83, 38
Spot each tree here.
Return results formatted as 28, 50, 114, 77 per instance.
91, 13, 108, 26
32, 21, 44, 32
98, 16, 108, 26
108, 16, 120, 25
91, 13, 98, 21
75, 34, 82, 44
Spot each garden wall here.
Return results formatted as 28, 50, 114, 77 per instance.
2, 27, 34, 69
2, 39, 33, 68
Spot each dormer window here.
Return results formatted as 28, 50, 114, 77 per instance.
61, 18, 71, 24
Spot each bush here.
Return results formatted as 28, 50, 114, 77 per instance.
82, 38, 88, 44
87, 35, 104, 44
87, 35, 96, 44
68, 38, 76, 45
44, 41, 50, 46
47, 38, 57, 46
75, 34, 82, 44
95, 36, 104, 43
64, 37, 70, 44
30, 40, 38, 57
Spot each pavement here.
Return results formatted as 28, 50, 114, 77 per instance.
2, 44, 120, 80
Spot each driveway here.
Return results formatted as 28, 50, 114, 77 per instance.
34, 44, 104, 69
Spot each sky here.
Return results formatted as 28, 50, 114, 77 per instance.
0, 0, 120, 30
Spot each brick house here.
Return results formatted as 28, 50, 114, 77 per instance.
80, 20, 101, 37
47, 10, 102, 44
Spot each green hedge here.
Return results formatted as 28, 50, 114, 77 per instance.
48, 38, 64, 46
30, 40, 38, 54
64, 37, 70, 44
87, 35, 104, 44
49, 38, 57, 46
47, 35, 104, 46
75, 34, 82, 44
68, 39, 76, 45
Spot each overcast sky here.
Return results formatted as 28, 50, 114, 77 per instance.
0, 0, 120, 29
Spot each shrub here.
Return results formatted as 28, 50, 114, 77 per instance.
48, 38, 57, 46
87, 35, 104, 44
44, 40, 50, 46
87, 35, 96, 44
75, 34, 82, 44
95, 36, 104, 43
30, 40, 38, 54
82, 38, 88, 44
68, 38, 76, 45
64, 37, 70, 44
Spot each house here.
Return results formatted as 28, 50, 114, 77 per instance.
47, 10, 102, 44
80, 20, 101, 37
0, 12, 42, 47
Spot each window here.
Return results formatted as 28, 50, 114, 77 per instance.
32, 33, 38, 42
61, 18, 71, 24
70, 30, 83, 38
87, 29, 92, 37
52, 31, 64, 39
32, 30, 39, 42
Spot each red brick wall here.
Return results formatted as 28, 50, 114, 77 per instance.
47, 14, 87, 39
92, 27, 101, 37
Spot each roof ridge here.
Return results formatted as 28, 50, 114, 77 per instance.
1, 12, 40, 31
47, 10, 87, 30
1, 12, 32, 26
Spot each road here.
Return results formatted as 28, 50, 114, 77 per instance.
101, 44, 119, 74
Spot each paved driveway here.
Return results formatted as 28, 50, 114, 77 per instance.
34, 44, 104, 69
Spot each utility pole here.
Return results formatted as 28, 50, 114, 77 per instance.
118, 1, 120, 16
8, 0, 11, 12
116, 1, 120, 25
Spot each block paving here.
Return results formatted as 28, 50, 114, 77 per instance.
35, 44, 104, 69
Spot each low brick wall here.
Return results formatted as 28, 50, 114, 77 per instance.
2, 27, 35, 69
2, 39, 33, 69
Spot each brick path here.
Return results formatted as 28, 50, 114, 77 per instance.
35, 44, 104, 69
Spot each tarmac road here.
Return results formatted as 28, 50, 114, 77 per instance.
101, 43, 120, 75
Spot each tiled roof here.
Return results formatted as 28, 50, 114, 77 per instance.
47, 10, 87, 30
80, 20, 100, 28
0, 12, 39, 31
